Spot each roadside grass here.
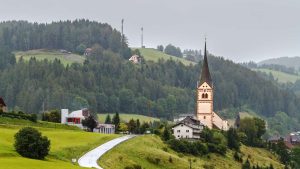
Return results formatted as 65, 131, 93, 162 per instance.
0, 117, 119, 169
14, 49, 85, 66
98, 113, 160, 123
253, 68, 300, 83
99, 135, 283, 169
134, 48, 196, 66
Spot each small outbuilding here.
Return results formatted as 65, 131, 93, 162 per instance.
93, 124, 115, 134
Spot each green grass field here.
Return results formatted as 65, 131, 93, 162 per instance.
99, 135, 283, 169
135, 48, 196, 66
98, 113, 160, 123
0, 118, 119, 169
14, 49, 85, 66
253, 68, 300, 83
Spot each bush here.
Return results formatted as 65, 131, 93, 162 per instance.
146, 156, 161, 165
124, 164, 142, 169
14, 127, 50, 159
0, 111, 37, 122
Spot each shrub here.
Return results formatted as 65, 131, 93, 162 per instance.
169, 156, 173, 163
146, 156, 161, 165
0, 111, 37, 122
124, 164, 142, 169
14, 127, 50, 159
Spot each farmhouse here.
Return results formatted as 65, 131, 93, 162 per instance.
172, 116, 204, 139
195, 41, 228, 131
129, 54, 140, 64
61, 108, 90, 129
84, 48, 92, 56
0, 97, 7, 112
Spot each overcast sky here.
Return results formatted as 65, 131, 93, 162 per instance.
0, 0, 299, 62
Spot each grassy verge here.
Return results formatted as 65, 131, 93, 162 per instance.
0, 118, 119, 169
99, 135, 283, 169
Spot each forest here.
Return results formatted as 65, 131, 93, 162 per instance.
0, 20, 299, 131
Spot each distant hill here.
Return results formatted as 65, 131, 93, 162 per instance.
259, 56, 300, 69
253, 68, 300, 83
14, 49, 85, 66
135, 48, 196, 66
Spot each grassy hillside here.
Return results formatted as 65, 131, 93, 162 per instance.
14, 49, 85, 66
0, 118, 119, 169
98, 113, 160, 123
135, 48, 196, 66
253, 68, 300, 83
99, 135, 283, 169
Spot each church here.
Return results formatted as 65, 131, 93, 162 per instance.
196, 41, 228, 130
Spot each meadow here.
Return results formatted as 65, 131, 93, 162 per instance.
14, 49, 85, 66
135, 48, 196, 66
98, 113, 160, 123
99, 135, 283, 169
0, 118, 119, 169
253, 68, 300, 83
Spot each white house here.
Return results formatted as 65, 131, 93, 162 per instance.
61, 108, 90, 129
172, 116, 205, 139
93, 124, 115, 134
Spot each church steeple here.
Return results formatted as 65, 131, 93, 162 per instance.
199, 40, 212, 87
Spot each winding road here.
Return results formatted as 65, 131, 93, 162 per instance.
78, 135, 136, 169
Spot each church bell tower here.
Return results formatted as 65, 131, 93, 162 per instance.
196, 40, 214, 129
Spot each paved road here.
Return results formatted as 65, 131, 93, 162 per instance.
78, 135, 136, 169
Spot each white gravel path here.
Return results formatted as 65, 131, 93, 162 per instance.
78, 135, 136, 169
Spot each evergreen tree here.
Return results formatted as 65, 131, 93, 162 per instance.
112, 112, 120, 132
162, 126, 171, 141
227, 127, 240, 151
104, 114, 112, 124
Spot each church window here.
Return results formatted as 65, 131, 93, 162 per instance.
205, 93, 208, 98
204, 116, 206, 119
202, 93, 205, 98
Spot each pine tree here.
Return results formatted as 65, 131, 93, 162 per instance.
104, 114, 111, 124
112, 112, 120, 132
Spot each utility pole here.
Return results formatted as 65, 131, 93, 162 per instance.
121, 19, 124, 47
141, 27, 143, 48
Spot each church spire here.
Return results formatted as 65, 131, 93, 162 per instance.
199, 39, 212, 87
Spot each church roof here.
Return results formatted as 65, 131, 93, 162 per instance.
199, 41, 212, 87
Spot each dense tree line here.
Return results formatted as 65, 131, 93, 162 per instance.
0, 20, 131, 58
0, 21, 300, 127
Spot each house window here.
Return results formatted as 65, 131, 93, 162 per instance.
178, 135, 180, 137
177, 130, 180, 133
186, 130, 189, 132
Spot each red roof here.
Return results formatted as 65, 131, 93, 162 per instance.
0, 97, 6, 106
